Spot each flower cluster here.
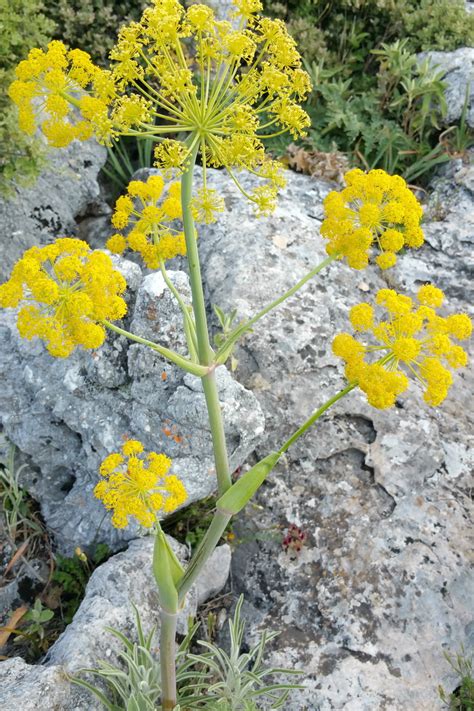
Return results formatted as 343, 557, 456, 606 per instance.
321, 169, 424, 270
0, 238, 127, 357
8, 41, 120, 147
11, 0, 311, 214
94, 440, 187, 528
333, 286, 471, 409
106, 175, 186, 269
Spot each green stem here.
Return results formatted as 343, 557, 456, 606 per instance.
181, 146, 232, 495
160, 609, 178, 711
216, 254, 336, 362
181, 145, 212, 366
102, 320, 207, 377
177, 509, 231, 605
278, 383, 356, 455
159, 261, 199, 361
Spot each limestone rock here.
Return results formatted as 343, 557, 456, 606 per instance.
0, 138, 108, 282
1, 537, 231, 711
420, 47, 474, 128
0, 658, 72, 711
0, 262, 264, 554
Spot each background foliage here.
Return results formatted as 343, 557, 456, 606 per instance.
43, 0, 149, 65
0, 0, 54, 194
265, 0, 474, 181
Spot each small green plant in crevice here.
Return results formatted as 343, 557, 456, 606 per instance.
52, 544, 110, 624
72, 596, 303, 710
183, 594, 305, 709
7, 599, 55, 660
1, 544, 111, 661
0, 437, 44, 544
439, 647, 474, 711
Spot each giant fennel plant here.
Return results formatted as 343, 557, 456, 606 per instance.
1, 1, 472, 708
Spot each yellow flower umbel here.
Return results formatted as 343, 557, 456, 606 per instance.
106, 175, 186, 269
8, 41, 119, 147
11, 0, 311, 216
321, 168, 424, 270
332, 285, 471, 409
0, 238, 127, 357
94, 440, 187, 528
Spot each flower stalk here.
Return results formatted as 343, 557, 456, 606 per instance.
181, 147, 232, 497
160, 609, 178, 711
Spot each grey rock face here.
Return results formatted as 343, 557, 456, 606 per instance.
0, 657, 72, 711
171, 165, 472, 710
1, 537, 231, 711
0, 138, 108, 282
393, 153, 474, 304
0, 262, 264, 554
420, 47, 474, 128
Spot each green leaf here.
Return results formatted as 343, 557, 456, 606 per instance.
152, 530, 179, 613
217, 453, 281, 515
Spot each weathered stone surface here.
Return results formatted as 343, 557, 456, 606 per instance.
420, 47, 474, 128
0, 657, 72, 711
171, 164, 472, 710
0, 138, 108, 282
0, 262, 264, 554
1, 537, 231, 711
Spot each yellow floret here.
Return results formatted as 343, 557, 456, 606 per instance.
349, 303, 374, 332
417, 284, 444, 308
122, 440, 144, 456
446, 314, 472, 340
106, 234, 127, 254
321, 169, 424, 270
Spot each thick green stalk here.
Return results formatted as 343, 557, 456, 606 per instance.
160, 609, 178, 711
153, 528, 181, 708
181, 147, 232, 495
216, 254, 336, 363
177, 509, 231, 605
102, 320, 207, 377
181, 147, 213, 366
